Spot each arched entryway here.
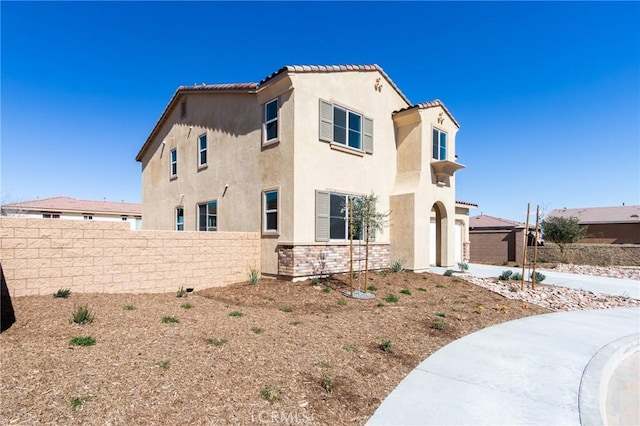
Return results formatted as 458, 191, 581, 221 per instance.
430, 202, 447, 266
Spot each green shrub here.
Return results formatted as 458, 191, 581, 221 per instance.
457, 262, 469, 271
53, 288, 71, 298
384, 294, 399, 303
443, 269, 454, 276
511, 272, 523, 281
261, 386, 282, 404
181, 303, 194, 309
433, 320, 447, 330
70, 395, 92, 410
311, 277, 320, 285
69, 336, 96, 346
155, 360, 171, 369
532, 271, 546, 282
279, 306, 293, 313
399, 289, 411, 296
417, 287, 427, 292
208, 337, 228, 346
176, 286, 187, 298
436, 284, 446, 288
248, 268, 259, 285
123, 304, 136, 311
499, 270, 513, 281
161, 316, 179, 324
390, 259, 405, 273
71, 305, 94, 325
435, 312, 446, 318
366, 285, 378, 292
321, 286, 331, 293
379, 339, 393, 353
321, 373, 334, 393
251, 327, 264, 334
228, 311, 244, 317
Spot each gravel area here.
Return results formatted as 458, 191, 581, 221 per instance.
538, 264, 640, 281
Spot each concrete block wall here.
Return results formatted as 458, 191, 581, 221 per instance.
0, 218, 260, 297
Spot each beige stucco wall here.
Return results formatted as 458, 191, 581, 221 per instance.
0, 218, 260, 297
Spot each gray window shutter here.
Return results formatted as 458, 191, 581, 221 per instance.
363, 116, 373, 154
315, 190, 330, 242
319, 99, 333, 142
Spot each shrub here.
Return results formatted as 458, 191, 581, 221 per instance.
208, 337, 228, 346
71, 305, 94, 325
251, 327, 264, 334
532, 271, 546, 282
70, 395, 92, 410
457, 262, 469, 272
279, 306, 293, 313
320, 373, 334, 393
384, 294, 399, 303
310, 277, 320, 286
433, 320, 447, 330
155, 360, 171, 369
69, 336, 96, 346
417, 287, 427, 292
53, 288, 71, 298
248, 268, 259, 285
176, 286, 187, 298
123, 304, 136, 311
228, 311, 244, 317
379, 339, 393, 353
181, 303, 194, 309
399, 289, 411, 296
443, 269, 454, 276
337, 299, 347, 306
499, 270, 513, 281
436, 284, 446, 288
390, 259, 405, 273
511, 272, 523, 281
367, 285, 378, 292
161, 316, 179, 324
321, 286, 331, 293
261, 386, 282, 404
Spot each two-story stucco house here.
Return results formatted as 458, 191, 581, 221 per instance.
136, 65, 475, 278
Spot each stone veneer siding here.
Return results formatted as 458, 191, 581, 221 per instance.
277, 243, 391, 278
0, 218, 260, 297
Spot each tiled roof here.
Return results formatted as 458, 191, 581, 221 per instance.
2, 196, 142, 215
456, 200, 478, 208
470, 214, 525, 229
548, 206, 640, 224
394, 99, 460, 128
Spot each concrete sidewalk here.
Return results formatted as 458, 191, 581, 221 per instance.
367, 307, 640, 425
429, 263, 640, 300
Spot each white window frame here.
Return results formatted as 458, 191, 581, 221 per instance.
264, 98, 279, 145
170, 148, 177, 177
315, 191, 364, 242
319, 99, 373, 154
197, 200, 217, 231
198, 133, 208, 168
176, 207, 184, 231
263, 189, 279, 234
333, 106, 362, 150
432, 127, 447, 160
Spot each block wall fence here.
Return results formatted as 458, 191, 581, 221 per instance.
0, 218, 260, 298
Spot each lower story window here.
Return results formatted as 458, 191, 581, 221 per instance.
176, 207, 184, 231
42, 212, 61, 219
198, 201, 217, 231
264, 190, 278, 232
316, 191, 363, 241
83, 214, 93, 220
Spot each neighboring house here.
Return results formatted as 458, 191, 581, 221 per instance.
547, 206, 640, 244
469, 214, 533, 264
1, 197, 142, 230
136, 64, 475, 278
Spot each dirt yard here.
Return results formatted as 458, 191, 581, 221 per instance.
0, 270, 549, 425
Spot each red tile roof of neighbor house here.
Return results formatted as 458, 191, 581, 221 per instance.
136, 64, 458, 161
548, 206, 640, 224
2, 197, 142, 215
456, 200, 478, 208
470, 214, 525, 229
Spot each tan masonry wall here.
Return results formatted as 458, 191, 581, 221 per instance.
0, 218, 260, 297
277, 243, 391, 278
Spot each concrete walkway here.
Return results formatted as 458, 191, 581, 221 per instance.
429, 263, 640, 300
367, 307, 640, 425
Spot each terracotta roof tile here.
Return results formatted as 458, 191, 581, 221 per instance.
548, 206, 640, 224
2, 196, 142, 215
456, 200, 478, 208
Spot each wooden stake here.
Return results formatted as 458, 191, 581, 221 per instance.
532, 205, 540, 290
349, 200, 354, 297
521, 203, 530, 291
364, 208, 370, 287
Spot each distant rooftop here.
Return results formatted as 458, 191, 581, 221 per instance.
547, 205, 640, 224
2, 196, 142, 216
470, 214, 525, 229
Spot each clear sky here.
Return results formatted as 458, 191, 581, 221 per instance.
2, 1, 638, 222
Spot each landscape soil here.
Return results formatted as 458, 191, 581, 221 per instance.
0, 271, 556, 425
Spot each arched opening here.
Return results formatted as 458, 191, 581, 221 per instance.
430, 202, 447, 266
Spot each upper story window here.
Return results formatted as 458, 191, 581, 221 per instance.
264, 98, 279, 144
198, 201, 217, 231
198, 134, 207, 167
170, 148, 177, 177
315, 191, 363, 242
176, 207, 184, 231
121, 216, 128, 221
432, 128, 447, 160
263, 190, 278, 233
319, 99, 373, 154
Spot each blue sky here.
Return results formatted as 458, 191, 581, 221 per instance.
2, 1, 638, 222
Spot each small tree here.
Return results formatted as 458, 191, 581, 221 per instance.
351, 193, 390, 286
540, 216, 586, 262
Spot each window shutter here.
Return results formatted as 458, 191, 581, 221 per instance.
363, 116, 374, 154
319, 99, 333, 142
315, 190, 330, 242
